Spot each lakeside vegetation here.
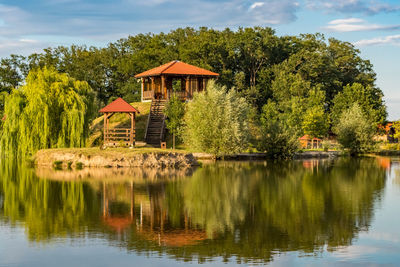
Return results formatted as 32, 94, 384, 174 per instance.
0, 26, 393, 158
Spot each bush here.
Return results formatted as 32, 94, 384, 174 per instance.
259, 101, 299, 159
165, 94, 185, 149
333, 103, 375, 155
183, 81, 251, 156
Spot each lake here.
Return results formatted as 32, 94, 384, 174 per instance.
0, 157, 399, 266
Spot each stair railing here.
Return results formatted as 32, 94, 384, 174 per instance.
160, 114, 166, 144
144, 98, 154, 141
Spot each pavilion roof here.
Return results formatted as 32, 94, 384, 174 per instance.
99, 97, 139, 113
134, 60, 219, 78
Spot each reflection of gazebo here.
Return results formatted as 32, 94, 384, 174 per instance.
135, 60, 219, 101
99, 98, 140, 147
138, 228, 207, 247
102, 182, 135, 233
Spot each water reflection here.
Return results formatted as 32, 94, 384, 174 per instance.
0, 157, 388, 264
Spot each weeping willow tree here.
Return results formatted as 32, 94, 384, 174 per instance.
0, 67, 95, 156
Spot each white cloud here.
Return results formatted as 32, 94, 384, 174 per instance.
0, 38, 47, 56
323, 18, 400, 32
0, 0, 300, 57
354, 34, 400, 46
306, 0, 400, 15
250, 2, 265, 10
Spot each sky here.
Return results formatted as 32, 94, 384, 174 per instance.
0, 0, 399, 119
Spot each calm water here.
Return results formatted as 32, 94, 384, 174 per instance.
0, 157, 399, 266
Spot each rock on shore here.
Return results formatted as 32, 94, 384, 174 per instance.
34, 148, 199, 169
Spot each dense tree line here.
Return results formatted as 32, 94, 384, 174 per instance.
0, 27, 387, 155
0, 27, 384, 110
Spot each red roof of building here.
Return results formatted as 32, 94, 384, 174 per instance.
134, 60, 219, 78
99, 98, 139, 113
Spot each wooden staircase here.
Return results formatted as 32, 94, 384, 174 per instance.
145, 99, 167, 147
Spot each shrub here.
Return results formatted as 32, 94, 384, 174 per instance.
333, 103, 375, 155
165, 94, 185, 149
183, 81, 251, 156
259, 101, 299, 159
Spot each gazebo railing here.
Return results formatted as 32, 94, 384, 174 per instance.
105, 128, 135, 145
143, 90, 154, 100
172, 91, 187, 100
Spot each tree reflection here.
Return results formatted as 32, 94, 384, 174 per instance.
0, 157, 387, 264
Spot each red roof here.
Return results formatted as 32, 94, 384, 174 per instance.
134, 60, 219, 78
99, 98, 139, 113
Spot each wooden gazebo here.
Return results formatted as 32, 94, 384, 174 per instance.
135, 60, 219, 101
100, 98, 139, 147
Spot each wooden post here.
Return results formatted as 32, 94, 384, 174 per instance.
141, 78, 144, 102
133, 113, 136, 145
202, 78, 206, 91
161, 75, 166, 99
181, 77, 185, 97
151, 77, 155, 98
186, 76, 190, 97
103, 113, 107, 145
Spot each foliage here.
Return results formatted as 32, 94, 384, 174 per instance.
331, 83, 386, 127
392, 121, 400, 140
333, 103, 375, 155
0, 27, 387, 155
302, 105, 329, 138
0, 67, 95, 156
183, 80, 251, 156
258, 101, 299, 158
268, 68, 330, 137
165, 95, 185, 149
0, 28, 384, 113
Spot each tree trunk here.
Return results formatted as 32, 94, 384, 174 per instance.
173, 133, 175, 150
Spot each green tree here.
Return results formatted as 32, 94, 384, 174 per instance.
165, 95, 185, 149
183, 80, 250, 156
259, 101, 299, 158
302, 105, 329, 138
393, 121, 400, 140
0, 67, 95, 156
333, 103, 375, 155
331, 83, 386, 127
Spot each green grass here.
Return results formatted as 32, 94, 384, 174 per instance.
88, 101, 151, 147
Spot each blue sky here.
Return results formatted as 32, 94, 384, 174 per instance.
0, 0, 399, 119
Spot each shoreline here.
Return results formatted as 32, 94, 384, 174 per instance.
33, 148, 346, 169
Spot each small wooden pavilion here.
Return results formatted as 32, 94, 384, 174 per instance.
299, 135, 323, 149
100, 98, 139, 147
135, 60, 219, 101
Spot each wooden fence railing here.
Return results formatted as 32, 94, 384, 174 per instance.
105, 128, 135, 145
143, 90, 154, 100
173, 91, 187, 100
